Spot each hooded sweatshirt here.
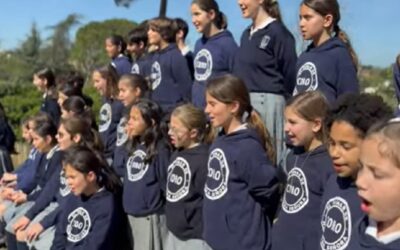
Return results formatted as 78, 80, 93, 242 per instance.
320, 175, 364, 250
347, 216, 400, 250
272, 145, 334, 250
111, 54, 132, 76
203, 127, 279, 250
165, 144, 209, 240
192, 30, 238, 109
233, 20, 297, 97
293, 37, 359, 104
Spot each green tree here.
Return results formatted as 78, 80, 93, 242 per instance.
70, 19, 136, 75
114, 0, 168, 17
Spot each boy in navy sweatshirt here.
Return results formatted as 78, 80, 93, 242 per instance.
127, 23, 152, 79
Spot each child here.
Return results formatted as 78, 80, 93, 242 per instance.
51, 145, 129, 250
56, 71, 93, 107
105, 35, 132, 76
113, 73, 149, 178
346, 119, 400, 249
61, 96, 97, 129
319, 93, 392, 250
147, 17, 192, 114
191, 0, 238, 109
33, 68, 61, 125
203, 74, 279, 250
92, 65, 124, 164
234, 0, 297, 163
174, 18, 194, 79
272, 91, 334, 250
0, 102, 15, 176
293, 0, 359, 103
165, 104, 212, 250
123, 99, 171, 250
127, 23, 152, 78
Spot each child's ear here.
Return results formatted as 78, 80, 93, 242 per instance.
72, 134, 82, 144
189, 128, 199, 140
87, 171, 97, 183
323, 14, 334, 29
139, 41, 145, 50
134, 87, 142, 99
45, 135, 53, 145
312, 118, 323, 133
208, 9, 216, 20
230, 101, 240, 116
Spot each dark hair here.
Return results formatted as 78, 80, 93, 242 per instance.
63, 145, 122, 194
129, 99, 165, 163
174, 18, 189, 40
93, 64, 119, 99
192, 0, 227, 29
128, 26, 148, 46
287, 91, 329, 142
0, 102, 16, 153
206, 74, 275, 163
302, 0, 358, 69
119, 74, 150, 100
57, 82, 82, 99
62, 96, 97, 129
35, 68, 56, 88
396, 54, 400, 68
262, 0, 283, 22
326, 93, 393, 138
31, 113, 58, 146
106, 34, 127, 55
148, 17, 178, 43
56, 70, 85, 90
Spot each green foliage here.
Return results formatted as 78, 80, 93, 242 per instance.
70, 19, 137, 75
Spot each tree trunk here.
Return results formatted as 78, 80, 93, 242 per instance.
159, 0, 168, 17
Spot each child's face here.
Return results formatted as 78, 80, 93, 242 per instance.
105, 38, 120, 58
191, 3, 213, 33
56, 124, 75, 151
118, 81, 140, 107
147, 27, 162, 46
205, 92, 235, 130
127, 42, 143, 56
328, 121, 363, 178
357, 137, 400, 223
168, 115, 192, 149
57, 92, 68, 107
21, 125, 32, 144
65, 164, 91, 196
31, 130, 51, 153
32, 74, 46, 92
61, 108, 73, 120
299, 4, 328, 41
237, 0, 261, 19
92, 71, 107, 97
284, 106, 318, 147
126, 107, 148, 138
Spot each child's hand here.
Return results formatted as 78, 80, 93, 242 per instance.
1, 187, 16, 200
1, 173, 17, 185
13, 216, 31, 232
26, 223, 44, 242
11, 191, 27, 205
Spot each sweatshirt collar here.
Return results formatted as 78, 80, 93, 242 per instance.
366, 217, 400, 244
250, 17, 276, 36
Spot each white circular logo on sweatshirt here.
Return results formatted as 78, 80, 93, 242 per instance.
282, 167, 309, 213
116, 117, 128, 147
98, 103, 112, 132
194, 49, 212, 81
67, 207, 91, 242
205, 148, 229, 200
320, 197, 351, 250
126, 149, 149, 182
59, 169, 71, 197
293, 62, 318, 95
167, 157, 191, 202
150, 61, 162, 90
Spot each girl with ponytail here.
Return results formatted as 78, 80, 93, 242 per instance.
190, 0, 238, 109
203, 74, 279, 250
293, 0, 359, 104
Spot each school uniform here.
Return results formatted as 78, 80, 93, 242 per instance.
131, 53, 153, 81
51, 188, 129, 250
233, 19, 297, 165
98, 97, 124, 164
320, 175, 364, 250
14, 148, 43, 194
0, 120, 15, 176
181, 45, 195, 80
123, 140, 171, 250
203, 126, 279, 250
192, 30, 238, 109
347, 216, 400, 250
293, 37, 359, 104
149, 43, 192, 114
41, 92, 61, 125
272, 145, 334, 250
165, 144, 210, 250
112, 116, 129, 178
111, 54, 132, 76
393, 62, 400, 116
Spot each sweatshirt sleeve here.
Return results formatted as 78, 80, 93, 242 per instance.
156, 145, 171, 194
170, 52, 192, 102
336, 52, 359, 96
39, 206, 61, 230
50, 204, 68, 250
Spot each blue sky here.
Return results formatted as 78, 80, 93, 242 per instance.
0, 0, 398, 67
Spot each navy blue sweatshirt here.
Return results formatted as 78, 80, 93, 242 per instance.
165, 144, 209, 240
27, 147, 62, 201
111, 54, 132, 76
41, 93, 61, 126
98, 98, 124, 160
272, 145, 334, 250
123, 141, 170, 216
320, 175, 364, 250
15, 148, 43, 193
347, 216, 400, 250
203, 127, 279, 250
51, 189, 128, 250
233, 20, 297, 97
112, 116, 129, 178
192, 30, 238, 108
131, 54, 152, 79
393, 63, 400, 116
149, 43, 192, 113
293, 37, 359, 104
